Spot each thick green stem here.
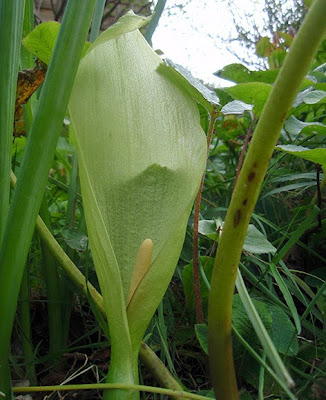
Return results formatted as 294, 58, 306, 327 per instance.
208, 1, 326, 399
0, 2, 95, 397
0, 0, 24, 244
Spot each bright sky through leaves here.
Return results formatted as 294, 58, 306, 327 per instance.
152, 0, 267, 87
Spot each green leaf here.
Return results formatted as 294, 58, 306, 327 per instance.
276, 144, 326, 171
22, 21, 90, 64
232, 294, 273, 357
256, 37, 274, 58
198, 219, 222, 239
198, 220, 276, 254
157, 59, 220, 111
221, 100, 253, 115
267, 304, 299, 356
215, 63, 279, 84
285, 115, 326, 137
195, 324, 208, 354
68, 11, 207, 358
226, 82, 272, 117
268, 49, 287, 69
244, 225, 276, 254
303, 89, 326, 104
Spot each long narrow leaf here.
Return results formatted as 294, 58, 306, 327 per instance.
0, 0, 24, 243
235, 270, 294, 388
0, 2, 96, 398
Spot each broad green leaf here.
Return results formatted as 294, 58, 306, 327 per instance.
226, 82, 272, 117
198, 220, 276, 254
285, 115, 326, 137
221, 100, 253, 115
215, 63, 279, 84
268, 48, 287, 69
195, 294, 273, 358
303, 89, 326, 104
198, 219, 222, 239
68, 10, 207, 359
195, 324, 208, 354
22, 21, 90, 64
244, 225, 276, 254
232, 294, 272, 358
276, 144, 326, 171
256, 37, 274, 58
267, 304, 299, 356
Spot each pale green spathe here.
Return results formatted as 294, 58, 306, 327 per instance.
68, 11, 206, 390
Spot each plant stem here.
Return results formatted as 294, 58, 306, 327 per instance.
13, 383, 212, 400
193, 107, 217, 323
0, 0, 24, 244
208, 1, 326, 399
90, 0, 106, 42
232, 115, 254, 190
144, 0, 167, 45
0, 2, 96, 398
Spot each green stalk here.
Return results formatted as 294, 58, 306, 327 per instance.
13, 383, 211, 400
0, 2, 96, 398
207, 1, 326, 399
90, 0, 106, 42
0, 0, 24, 244
20, 0, 34, 68
144, 0, 167, 45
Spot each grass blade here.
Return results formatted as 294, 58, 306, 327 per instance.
0, 1, 96, 397
235, 270, 294, 388
0, 0, 24, 243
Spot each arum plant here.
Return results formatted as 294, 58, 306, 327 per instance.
68, 11, 207, 400
208, 0, 326, 399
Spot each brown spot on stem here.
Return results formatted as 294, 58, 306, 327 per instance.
248, 171, 256, 182
242, 198, 248, 206
233, 210, 241, 227
253, 162, 258, 168
281, 112, 287, 123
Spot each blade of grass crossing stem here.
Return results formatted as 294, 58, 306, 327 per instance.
0, 2, 96, 398
235, 270, 294, 388
269, 263, 301, 334
144, 0, 167, 45
272, 206, 319, 264
232, 326, 297, 400
90, 0, 106, 42
0, 0, 24, 244
207, 2, 326, 399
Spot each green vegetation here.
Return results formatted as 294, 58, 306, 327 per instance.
0, 1, 326, 399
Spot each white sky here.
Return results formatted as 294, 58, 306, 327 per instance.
151, 0, 266, 87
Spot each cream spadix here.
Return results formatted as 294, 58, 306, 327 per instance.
68, 10, 206, 396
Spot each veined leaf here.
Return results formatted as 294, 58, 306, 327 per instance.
22, 21, 90, 64
68, 10, 207, 360
276, 144, 326, 171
